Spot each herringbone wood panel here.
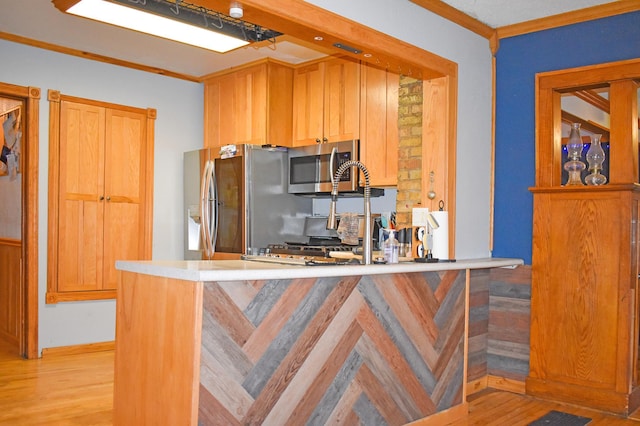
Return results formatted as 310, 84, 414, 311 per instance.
198, 271, 466, 425
0, 324, 638, 424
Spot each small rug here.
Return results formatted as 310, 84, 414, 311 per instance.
528, 410, 591, 426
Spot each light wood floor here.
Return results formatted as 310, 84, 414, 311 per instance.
0, 339, 638, 425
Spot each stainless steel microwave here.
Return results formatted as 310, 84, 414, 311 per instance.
287, 140, 360, 195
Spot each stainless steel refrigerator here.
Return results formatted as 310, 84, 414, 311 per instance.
184, 145, 312, 260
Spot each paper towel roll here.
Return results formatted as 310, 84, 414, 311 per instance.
431, 211, 449, 260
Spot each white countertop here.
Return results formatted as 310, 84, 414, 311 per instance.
116, 258, 524, 282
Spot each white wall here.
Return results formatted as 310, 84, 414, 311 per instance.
0, 39, 203, 352
307, 0, 494, 259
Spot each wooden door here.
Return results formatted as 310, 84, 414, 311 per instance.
292, 61, 324, 146
102, 108, 147, 290
323, 57, 360, 143
57, 101, 106, 292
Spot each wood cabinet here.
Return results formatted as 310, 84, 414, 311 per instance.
204, 60, 293, 148
292, 56, 360, 146
359, 64, 399, 186
527, 59, 640, 415
528, 186, 640, 414
47, 92, 154, 303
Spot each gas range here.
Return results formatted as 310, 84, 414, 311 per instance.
241, 241, 358, 266
266, 242, 355, 258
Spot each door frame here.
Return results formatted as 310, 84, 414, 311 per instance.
0, 82, 39, 359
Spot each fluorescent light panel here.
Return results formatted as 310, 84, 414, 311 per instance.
67, 0, 249, 53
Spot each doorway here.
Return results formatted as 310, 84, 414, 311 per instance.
0, 82, 39, 359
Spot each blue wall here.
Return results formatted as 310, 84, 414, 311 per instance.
493, 11, 640, 264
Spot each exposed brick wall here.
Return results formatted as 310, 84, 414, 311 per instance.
396, 76, 423, 229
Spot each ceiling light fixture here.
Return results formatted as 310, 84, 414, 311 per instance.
52, 0, 282, 53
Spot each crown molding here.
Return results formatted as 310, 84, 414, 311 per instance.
411, 0, 640, 42
496, 0, 640, 39
410, 0, 495, 39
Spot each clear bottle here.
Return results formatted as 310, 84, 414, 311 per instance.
383, 229, 399, 264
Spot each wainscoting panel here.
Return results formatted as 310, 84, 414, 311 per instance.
467, 269, 490, 384
487, 266, 531, 382
198, 271, 467, 426
0, 238, 21, 346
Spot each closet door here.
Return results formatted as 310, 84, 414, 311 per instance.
102, 108, 148, 290
57, 100, 106, 292
47, 91, 155, 303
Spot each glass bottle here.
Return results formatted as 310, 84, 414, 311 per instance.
563, 123, 586, 185
584, 134, 607, 185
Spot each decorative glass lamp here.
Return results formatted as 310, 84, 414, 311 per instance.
563, 123, 586, 186
585, 134, 607, 185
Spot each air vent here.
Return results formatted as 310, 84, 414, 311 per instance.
333, 43, 362, 54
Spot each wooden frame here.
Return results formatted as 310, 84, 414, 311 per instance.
0, 82, 40, 359
535, 58, 640, 187
529, 58, 640, 414
46, 90, 155, 303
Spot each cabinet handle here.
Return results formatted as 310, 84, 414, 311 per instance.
315, 138, 321, 144
323, 137, 328, 143
106, 196, 111, 201
99, 196, 105, 201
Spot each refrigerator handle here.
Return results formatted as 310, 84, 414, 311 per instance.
201, 160, 214, 257
211, 163, 219, 255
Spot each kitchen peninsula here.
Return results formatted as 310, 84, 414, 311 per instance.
113, 258, 522, 425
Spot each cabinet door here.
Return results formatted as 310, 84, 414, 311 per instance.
102, 108, 148, 290
57, 101, 106, 292
234, 64, 267, 145
360, 65, 399, 186
204, 73, 236, 148
323, 57, 360, 143
292, 62, 324, 146
528, 189, 637, 413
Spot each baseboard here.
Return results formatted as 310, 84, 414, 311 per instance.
41, 341, 115, 357
406, 402, 468, 425
466, 376, 489, 395
467, 375, 526, 396
488, 375, 526, 394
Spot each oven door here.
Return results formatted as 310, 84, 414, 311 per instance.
288, 140, 359, 194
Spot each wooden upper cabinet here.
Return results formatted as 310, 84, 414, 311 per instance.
204, 60, 293, 148
292, 56, 360, 146
360, 64, 399, 186
47, 92, 154, 303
